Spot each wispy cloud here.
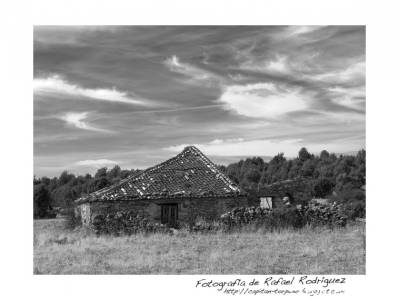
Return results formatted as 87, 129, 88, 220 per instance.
284, 26, 322, 37
327, 86, 365, 110
34, 75, 153, 106
312, 61, 365, 84
218, 82, 307, 118
266, 55, 289, 73
242, 54, 289, 74
34, 26, 365, 177
60, 112, 112, 133
122, 104, 226, 115
164, 136, 362, 157
164, 138, 303, 157
208, 138, 244, 145
164, 55, 220, 84
75, 159, 118, 167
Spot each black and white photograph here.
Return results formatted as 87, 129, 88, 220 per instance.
6, 0, 399, 299
33, 25, 366, 275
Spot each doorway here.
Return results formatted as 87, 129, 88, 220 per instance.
161, 203, 178, 227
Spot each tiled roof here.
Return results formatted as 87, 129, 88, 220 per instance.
76, 146, 245, 204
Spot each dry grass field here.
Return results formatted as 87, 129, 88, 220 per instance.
34, 219, 365, 275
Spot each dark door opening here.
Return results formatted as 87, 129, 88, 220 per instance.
161, 203, 178, 227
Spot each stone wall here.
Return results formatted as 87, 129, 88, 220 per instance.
180, 196, 247, 223
77, 196, 248, 226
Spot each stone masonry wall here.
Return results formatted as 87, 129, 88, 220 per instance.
77, 196, 248, 226
181, 196, 247, 223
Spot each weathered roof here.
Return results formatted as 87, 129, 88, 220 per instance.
76, 146, 245, 204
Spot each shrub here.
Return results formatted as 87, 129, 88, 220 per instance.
300, 202, 347, 227
330, 188, 365, 220
312, 178, 334, 198
333, 199, 364, 220
220, 206, 304, 231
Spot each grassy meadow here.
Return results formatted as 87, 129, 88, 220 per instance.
34, 219, 365, 274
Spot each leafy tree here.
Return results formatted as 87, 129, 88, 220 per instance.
108, 165, 121, 178
59, 171, 74, 185
262, 153, 286, 184
312, 178, 334, 198
33, 176, 41, 185
301, 159, 317, 177
245, 169, 261, 184
95, 167, 108, 178
287, 159, 301, 179
34, 184, 52, 218
94, 177, 109, 190
298, 147, 312, 161
320, 150, 330, 161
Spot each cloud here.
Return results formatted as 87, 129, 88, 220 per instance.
327, 86, 365, 110
164, 55, 219, 83
312, 61, 365, 84
34, 26, 365, 177
208, 138, 244, 145
164, 136, 363, 157
60, 112, 112, 133
240, 54, 290, 74
34, 75, 152, 106
75, 159, 118, 167
218, 82, 307, 118
266, 55, 288, 73
284, 26, 322, 37
164, 138, 302, 156
126, 104, 226, 114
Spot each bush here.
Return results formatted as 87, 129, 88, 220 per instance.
312, 178, 334, 198
330, 188, 365, 220
220, 206, 304, 231
301, 202, 348, 227
341, 200, 365, 219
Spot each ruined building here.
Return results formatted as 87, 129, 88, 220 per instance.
75, 146, 247, 226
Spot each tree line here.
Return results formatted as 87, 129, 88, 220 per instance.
34, 148, 365, 219
219, 147, 365, 218
33, 166, 140, 218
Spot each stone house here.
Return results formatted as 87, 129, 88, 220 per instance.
75, 146, 247, 227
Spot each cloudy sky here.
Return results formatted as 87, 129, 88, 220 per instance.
34, 26, 365, 177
